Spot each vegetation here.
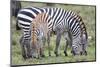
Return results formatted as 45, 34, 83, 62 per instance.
11, 2, 96, 66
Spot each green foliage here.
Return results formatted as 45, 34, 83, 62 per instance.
11, 2, 96, 65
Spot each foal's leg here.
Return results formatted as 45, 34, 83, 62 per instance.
40, 37, 46, 57
54, 30, 61, 56
47, 31, 51, 56
37, 45, 40, 59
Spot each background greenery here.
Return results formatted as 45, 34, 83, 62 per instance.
11, 1, 96, 66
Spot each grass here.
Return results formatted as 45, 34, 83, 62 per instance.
11, 2, 96, 66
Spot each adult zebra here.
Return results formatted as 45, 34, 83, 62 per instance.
17, 7, 88, 58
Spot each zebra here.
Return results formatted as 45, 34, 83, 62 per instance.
67, 15, 88, 55
30, 13, 52, 58
17, 7, 88, 58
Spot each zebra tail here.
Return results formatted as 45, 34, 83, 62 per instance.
16, 19, 21, 30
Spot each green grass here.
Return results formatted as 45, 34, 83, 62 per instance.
11, 2, 96, 65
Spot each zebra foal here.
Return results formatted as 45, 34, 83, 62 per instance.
29, 13, 52, 58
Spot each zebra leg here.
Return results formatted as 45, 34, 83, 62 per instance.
20, 35, 32, 58
64, 40, 68, 56
54, 30, 61, 57
80, 34, 87, 55
40, 37, 46, 57
64, 31, 71, 56
26, 40, 32, 58
47, 31, 51, 56
21, 44, 27, 59
63, 30, 72, 56
40, 47, 45, 57
37, 46, 40, 59
19, 36, 27, 59
81, 44, 87, 55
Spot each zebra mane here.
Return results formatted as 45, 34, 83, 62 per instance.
69, 14, 88, 45
71, 14, 88, 40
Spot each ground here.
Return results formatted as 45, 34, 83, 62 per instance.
11, 2, 96, 66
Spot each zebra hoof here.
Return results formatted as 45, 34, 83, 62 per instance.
54, 51, 59, 57
33, 56, 36, 58
84, 51, 87, 56
56, 54, 59, 57
55, 53, 59, 57
49, 54, 51, 56
22, 55, 27, 60
28, 55, 32, 58
41, 54, 45, 57
37, 56, 41, 59
64, 51, 68, 56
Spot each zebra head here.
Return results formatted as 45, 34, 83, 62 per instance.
71, 35, 83, 56
71, 33, 88, 56
71, 42, 82, 56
